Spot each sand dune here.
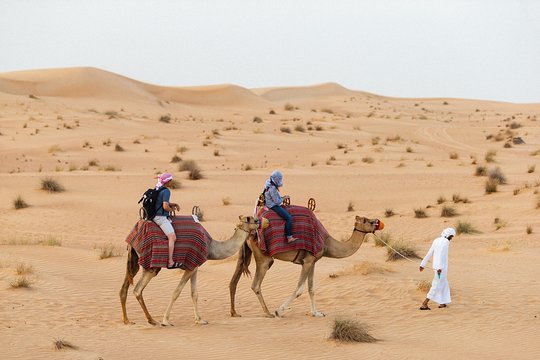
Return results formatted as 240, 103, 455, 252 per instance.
1, 67, 539, 360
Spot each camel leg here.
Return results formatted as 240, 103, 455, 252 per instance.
120, 248, 140, 324
229, 251, 245, 317
251, 255, 275, 318
133, 269, 160, 326
189, 269, 208, 325
162, 268, 196, 326
120, 273, 134, 324
274, 259, 314, 317
307, 263, 325, 317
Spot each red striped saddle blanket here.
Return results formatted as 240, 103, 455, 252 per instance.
125, 216, 211, 270
255, 205, 328, 257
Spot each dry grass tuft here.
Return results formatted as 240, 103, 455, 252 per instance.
526, 225, 533, 234
485, 179, 498, 194
280, 126, 291, 133
222, 197, 231, 206
384, 208, 395, 217
13, 195, 29, 209
489, 241, 512, 252
41, 178, 65, 193
414, 208, 427, 218
40, 237, 62, 246
53, 338, 79, 351
374, 232, 391, 247
386, 241, 419, 261
10, 276, 32, 288
475, 165, 487, 176
417, 280, 431, 292
99, 243, 121, 259
488, 167, 507, 184
456, 220, 481, 235
329, 318, 378, 343
16, 263, 34, 275
441, 205, 458, 217
485, 150, 497, 163
179, 160, 204, 180
347, 201, 355, 212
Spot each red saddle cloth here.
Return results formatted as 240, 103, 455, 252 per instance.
256, 205, 328, 257
125, 216, 211, 270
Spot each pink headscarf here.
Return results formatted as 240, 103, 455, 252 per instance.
155, 172, 173, 189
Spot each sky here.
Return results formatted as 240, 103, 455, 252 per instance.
1, 0, 539, 103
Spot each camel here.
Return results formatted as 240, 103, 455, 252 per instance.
120, 215, 264, 326
229, 215, 382, 318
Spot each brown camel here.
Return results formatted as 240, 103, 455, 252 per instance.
120, 215, 264, 326
229, 215, 382, 318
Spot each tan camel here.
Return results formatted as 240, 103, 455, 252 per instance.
229, 215, 382, 318
120, 215, 264, 326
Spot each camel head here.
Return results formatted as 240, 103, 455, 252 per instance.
354, 216, 384, 234
237, 215, 269, 233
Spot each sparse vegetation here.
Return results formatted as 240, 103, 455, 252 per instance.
99, 243, 121, 259
362, 157, 374, 164
40, 237, 62, 246
494, 217, 507, 230
16, 263, 34, 275
88, 159, 100, 167
485, 150, 497, 163
449, 152, 459, 160
386, 241, 419, 261
485, 179, 498, 194
414, 208, 427, 218
417, 280, 431, 292
475, 165, 487, 176
284, 103, 295, 111
441, 205, 458, 217
371, 136, 380, 145
10, 276, 32, 288
406, 146, 413, 153
171, 155, 182, 163
280, 126, 291, 133
437, 196, 446, 204
213, 149, 220, 157
253, 116, 263, 123
347, 201, 355, 212
452, 194, 469, 203
374, 232, 391, 247
294, 124, 306, 132
159, 114, 171, 123
13, 195, 29, 209
526, 225, 533, 234
488, 167, 507, 184
222, 197, 231, 206
329, 318, 378, 343
114, 144, 125, 152
528, 165, 536, 173
53, 339, 78, 351
456, 220, 481, 234
41, 178, 65, 193
384, 208, 395, 217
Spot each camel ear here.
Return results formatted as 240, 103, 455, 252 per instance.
355, 215, 360, 221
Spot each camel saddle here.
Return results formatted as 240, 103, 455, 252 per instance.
255, 205, 328, 257
125, 216, 211, 270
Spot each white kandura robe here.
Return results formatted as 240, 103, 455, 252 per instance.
420, 237, 451, 305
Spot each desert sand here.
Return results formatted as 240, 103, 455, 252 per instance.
0, 67, 539, 360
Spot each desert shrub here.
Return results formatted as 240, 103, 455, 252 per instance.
386, 242, 419, 261
269, 109, 276, 115
384, 208, 395, 217
13, 196, 29, 209
114, 144, 125, 152
213, 149, 220, 157
315, 125, 324, 131
53, 339, 78, 351
528, 165, 536, 173
253, 116, 263, 123
10, 276, 32, 288
485, 179, 498, 194
526, 225, 533, 234
362, 157, 374, 164
494, 217, 507, 230
488, 167, 507, 184
475, 166, 487, 176
99, 243, 121, 259
347, 201, 355, 212
336, 143, 347, 149
406, 146, 413, 153
294, 124, 305, 132
284, 103, 295, 111
280, 126, 291, 133
329, 318, 378, 343
320, 108, 334, 114
417, 280, 431, 292
40, 237, 62, 246
437, 196, 446, 204
159, 114, 171, 123
242, 164, 253, 171
188, 167, 203, 180
441, 206, 458, 217
41, 178, 64, 193
374, 232, 391, 247
449, 152, 459, 160
414, 208, 427, 218
456, 220, 480, 234
102, 165, 121, 171
509, 121, 522, 129
179, 160, 197, 172
16, 263, 33, 275
171, 155, 182, 163
177, 146, 188, 153
88, 159, 100, 167
371, 136, 380, 145
452, 194, 469, 203
485, 150, 497, 163
222, 197, 231, 206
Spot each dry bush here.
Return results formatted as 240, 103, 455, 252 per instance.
441, 206, 458, 217
53, 339, 78, 351
41, 178, 65, 193
489, 240, 512, 252
179, 160, 203, 180
16, 263, 34, 275
10, 276, 32, 288
294, 124, 306, 132
284, 103, 295, 111
99, 243, 121, 259
528, 165, 536, 173
371, 136, 380, 145
384, 208, 395, 217
452, 194, 469, 203
417, 280, 431, 292
213, 149, 220, 157
159, 114, 171, 123
315, 125, 324, 131
170, 155, 182, 163
456, 220, 481, 234
414, 208, 427, 218
320, 108, 334, 114
253, 116, 263, 123
526, 225, 533, 234
114, 144, 125, 152
406, 146, 413, 153
40, 237, 62, 246
280, 126, 291, 133
347, 201, 355, 212
386, 242, 419, 261
449, 152, 459, 160
488, 167, 507, 184
13, 195, 29, 209
494, 217, 507, 230
362, 157, 374, 164
475, 165, 487, 176
102, 165, 121, 171
329, 318, 378, 343
269, 109, 276, 115
88, 159, 100, 166
374, 232, 391, 247
437, 196, 446, 204
485, 150, 497, 163
222, 197, 231, 206
485, 179, 498, 194
48, 145, 63, 153
333, 261, 393, 277
177, 146, 188, 153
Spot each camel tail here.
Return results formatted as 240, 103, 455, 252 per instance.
240, 242, 252, 277
126, 246, 140, 285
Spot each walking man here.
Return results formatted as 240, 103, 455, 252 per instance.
419, 227, 456, 310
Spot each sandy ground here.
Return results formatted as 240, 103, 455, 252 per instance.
1, 67, 539, 360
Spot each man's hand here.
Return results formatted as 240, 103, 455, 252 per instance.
437, 269, 442, 275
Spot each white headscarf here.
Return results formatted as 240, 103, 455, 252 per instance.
441, 228, 456, 239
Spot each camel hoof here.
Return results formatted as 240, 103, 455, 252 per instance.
122, 319, 135, 325
161, 321, 173, 327
312, 311, 326, 318
265, 312, 276, 318
274, 310, 283, 318
148, 320, 160, 326
231, 313, 242, 318
195, 319, 209, 325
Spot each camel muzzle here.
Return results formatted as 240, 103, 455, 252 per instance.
375, 219, 384, 231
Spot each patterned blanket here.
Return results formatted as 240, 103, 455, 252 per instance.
125, 216, 211, 270
255, 205, 328, 257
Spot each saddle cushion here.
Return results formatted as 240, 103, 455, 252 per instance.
125, 216, 211, 270
256, 205, 328, 257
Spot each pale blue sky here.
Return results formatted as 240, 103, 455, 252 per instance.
1, 0, 539, 103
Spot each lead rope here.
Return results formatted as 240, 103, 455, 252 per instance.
372, 232, 436, 271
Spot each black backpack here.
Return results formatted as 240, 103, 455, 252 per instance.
138, 187, 166, 220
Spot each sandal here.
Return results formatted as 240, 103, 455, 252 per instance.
167, 262, 183, 269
